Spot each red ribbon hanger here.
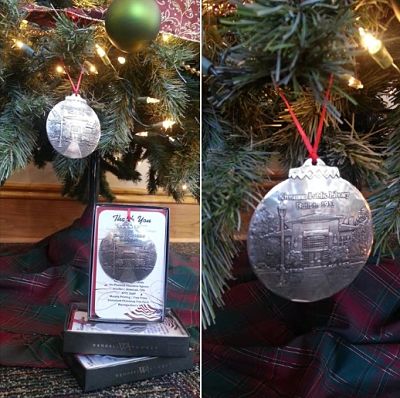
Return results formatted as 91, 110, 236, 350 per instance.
64, 66, 85, 95
277, 74, 334, 163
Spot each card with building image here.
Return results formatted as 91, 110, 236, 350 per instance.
89, 204, 169, 323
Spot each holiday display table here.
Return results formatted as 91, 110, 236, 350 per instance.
203, 246, 400, 398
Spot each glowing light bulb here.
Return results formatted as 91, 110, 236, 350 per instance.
138, 96, 160, 104
14, 40, 24, 49
168, 136, 176, 142
162, 33, 171, 42
55, 65, 65, 74
358, 27, 394, 70
84, 61, 98, 75
146, 97, 160, 104
117, 56, 126, 64
95, 44, 112, 66
182, 184, 188, 190
137, 131, 148, 137
13, 39, 34, 56
359, 27, 382, 54
95, 44, 106, 58
348, 76, 363, 89
162, 119, 175, 129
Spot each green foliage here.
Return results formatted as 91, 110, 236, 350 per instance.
218, 0, 358, 97
203, 0, 400, 325
0, 91, 51, 182
369, 91, 400, 257
0, 1, 199, 202
202, 104, 268, 325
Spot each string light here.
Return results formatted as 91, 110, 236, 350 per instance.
162, 33, 171, 42
348, 76, 363, 90
358, 28, 394, 70
146, 97, 160, 104
12, 39, 35, 56
55, 65, 65, 74
89, 64, 98, 74
137, 96, 160, 104
136, 131, 149, 137
151, 119, 176, 129
95, 44, 111, 66
117, 56, 126, 64
162, 119, 175, 129
182, 62, 201, 77
13, 40, 24, 49
168, 136, 176, 142
84, 61, 98, 75
359, 28, 382, 54
182, 184, 188, 190
95, 44, 106, 57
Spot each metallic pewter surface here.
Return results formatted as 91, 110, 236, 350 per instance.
46, 94, 101, 159
99, 220, 157, 283
248, 159, 373, 302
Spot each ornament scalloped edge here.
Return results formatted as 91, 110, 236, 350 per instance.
289, 158, 340, 180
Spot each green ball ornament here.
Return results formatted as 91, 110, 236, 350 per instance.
105, 0, 161, 53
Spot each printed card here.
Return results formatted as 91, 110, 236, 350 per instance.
89, 205, 169, 322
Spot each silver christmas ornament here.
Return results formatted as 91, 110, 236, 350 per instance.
46, 94, 101, 159
248, 158, 373, 302
99, 220, 157, 283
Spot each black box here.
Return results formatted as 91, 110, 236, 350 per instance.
64, 303, 190, 357
89, 204, 169, 323
65, 350, 194, 392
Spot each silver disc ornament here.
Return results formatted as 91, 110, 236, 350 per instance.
248, 159, 373, 302
46, 94, 101, 159
99, 220, 157, 283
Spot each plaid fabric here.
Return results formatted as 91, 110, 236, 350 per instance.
203, 249, 400, 398
0, 206, 199, 368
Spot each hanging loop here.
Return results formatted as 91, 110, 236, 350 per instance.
277, 74, 334, 164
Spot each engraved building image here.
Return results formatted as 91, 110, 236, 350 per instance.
258, 203, 371, 272
248, 198, 373, 301
99, 221, 157, 283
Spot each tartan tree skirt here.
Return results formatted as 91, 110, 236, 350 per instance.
0, 206, 199, 368
203, 249, 400, 398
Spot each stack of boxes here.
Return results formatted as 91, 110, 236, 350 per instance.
63, 304, 193, 392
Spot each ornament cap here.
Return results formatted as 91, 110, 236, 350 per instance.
289, 158, 340, 180
65, 94, 86, 104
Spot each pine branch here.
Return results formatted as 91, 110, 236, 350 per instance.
0, 1, 200, 201
142, 39, 197, 123
202, 104, 268, 325
0, 91, 50, 182
369, 90, 400, 257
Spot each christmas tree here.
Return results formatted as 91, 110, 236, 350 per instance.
0, 0, 200, 202
203, 0, 400, 325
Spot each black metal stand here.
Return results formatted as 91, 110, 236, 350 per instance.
88, 151, 100, 207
